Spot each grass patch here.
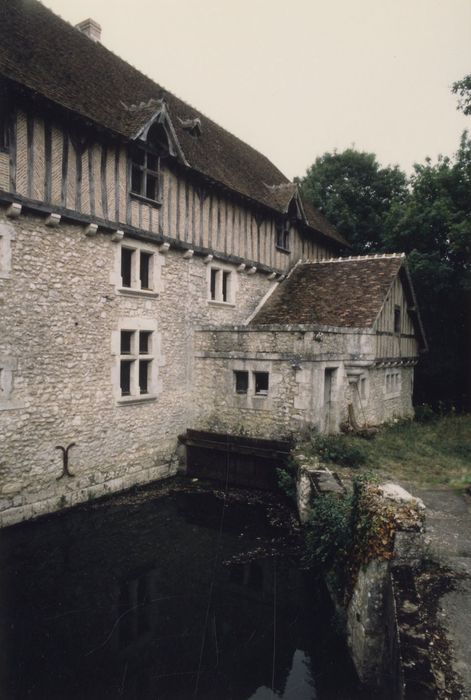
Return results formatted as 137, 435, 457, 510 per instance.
298, 414, 471, 488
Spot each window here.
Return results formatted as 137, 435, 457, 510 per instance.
275, 221, 290, 252
394, 306, 401, 334
385, 370, 401, 397
118, 242, 157, 294
119, 330, 154, 398
254, 372, 269, 396
234, 371, 248, 394
208, 266, 235, 304
130, 149, 161, 203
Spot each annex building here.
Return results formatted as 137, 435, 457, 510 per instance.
0, 0, 427, 526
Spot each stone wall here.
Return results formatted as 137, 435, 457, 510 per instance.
0, 209, 273, 527
192, 326, 415, 438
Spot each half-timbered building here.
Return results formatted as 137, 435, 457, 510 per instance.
0, 0, 426, 526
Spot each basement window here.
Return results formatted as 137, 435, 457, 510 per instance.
234, 371, 249, 394
394, 306, 401, 334
130, 149, 162, 204
254, 372, 269, 396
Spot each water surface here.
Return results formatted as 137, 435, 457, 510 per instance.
0, 478, 368, 699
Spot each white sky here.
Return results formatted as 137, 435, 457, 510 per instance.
42, 0, 471, 180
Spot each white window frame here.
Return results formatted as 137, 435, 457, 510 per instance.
0, 222, 15, 279
112, 239, 164, 297
207, 264, 236, 306
385, 369, 401, 398
111, 318, 162, 404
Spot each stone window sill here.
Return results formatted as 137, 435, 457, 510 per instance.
117, 394, 157, 406
117, 287, 159, 298
275, 245, 290, 254
208, 300, 236, 308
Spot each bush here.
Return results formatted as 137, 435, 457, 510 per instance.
276, 459, 297, 501
310, 433, 367, 468
414, 403, 438, 423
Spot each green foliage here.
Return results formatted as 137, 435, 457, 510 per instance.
304, 492, 353, 575
310, 433, 367, 469
452, 74, 471, 116
298, 148, 408, 254
276, 459, 297, 501
414, 404, 438, 423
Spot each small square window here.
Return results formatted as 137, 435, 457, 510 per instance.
119, 244, 156, 294
208, 267, 235, 304
234, 371, 248, 394
254, 372, 269, 396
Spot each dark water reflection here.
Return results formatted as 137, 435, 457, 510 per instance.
0, 479, 369, 699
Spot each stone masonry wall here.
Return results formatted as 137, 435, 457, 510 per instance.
0, 210, 273, 527
193, 327, 415, 438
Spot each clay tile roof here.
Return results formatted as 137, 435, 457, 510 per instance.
0, 0, 348, 248
251, 255, 406, 327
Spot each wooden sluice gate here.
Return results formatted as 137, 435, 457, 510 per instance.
182, 430, 292, 490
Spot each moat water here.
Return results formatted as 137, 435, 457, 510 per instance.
0, 478, 370, 699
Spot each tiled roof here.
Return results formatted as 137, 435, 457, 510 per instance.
252, 255, 406, 327
0, 0, 348, 248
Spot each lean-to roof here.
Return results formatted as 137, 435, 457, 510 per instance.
252, 254, 423, 331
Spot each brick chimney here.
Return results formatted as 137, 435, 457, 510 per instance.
75, 18, 102, 43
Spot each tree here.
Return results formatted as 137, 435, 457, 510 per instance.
298, 136, 471, 410
298, 149, 408, 254
385, 133, 471, 409
452, 74, 471, 116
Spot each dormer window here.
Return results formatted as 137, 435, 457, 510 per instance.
276, 221, 290, 252
130, 149, 161, 204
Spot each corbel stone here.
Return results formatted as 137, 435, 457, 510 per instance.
6, 203, 21, 219
267, 272, 277, 280
247, 266, 257, 275
159, 242, 170, 254
111, 230, 124, 242
183, 249, 194, 259
85, 223, 98, 237
203, 254, 213, 264
236, 263, 246, 273
45, 213, 61, 227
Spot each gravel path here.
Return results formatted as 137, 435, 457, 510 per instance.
415, 489, 471, 699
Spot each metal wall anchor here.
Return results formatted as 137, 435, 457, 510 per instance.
55, 443, 76, 479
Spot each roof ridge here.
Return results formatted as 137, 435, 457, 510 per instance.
306, 253, 406, 264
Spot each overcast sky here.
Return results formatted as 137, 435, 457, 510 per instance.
42, 0, 470, 180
